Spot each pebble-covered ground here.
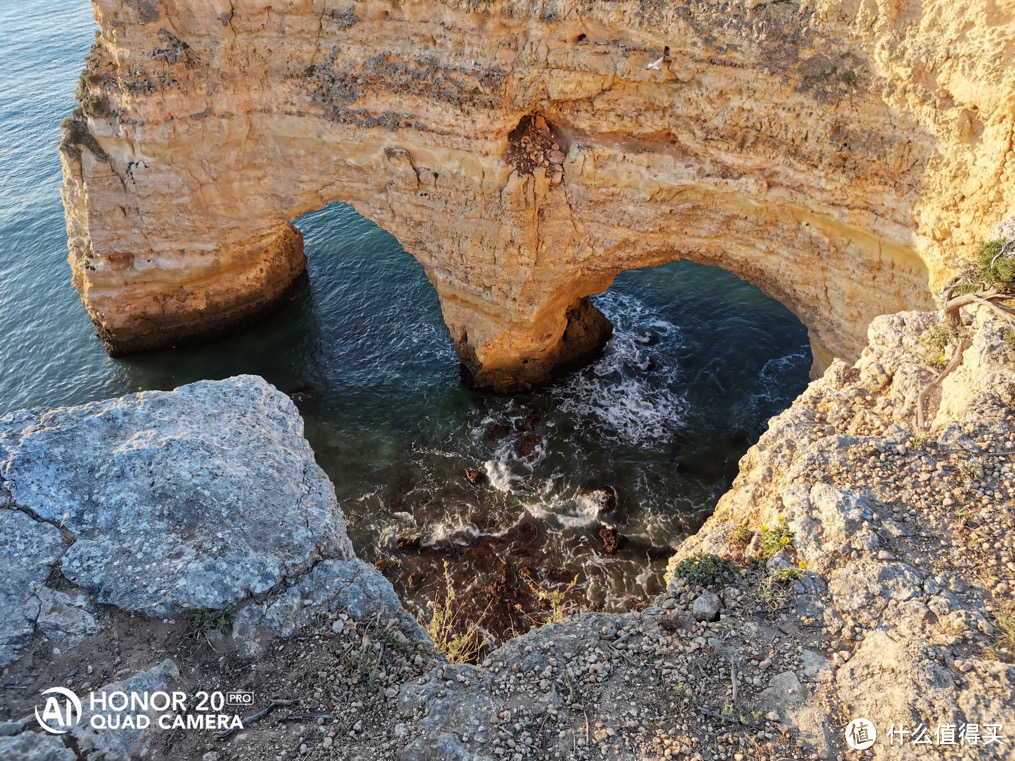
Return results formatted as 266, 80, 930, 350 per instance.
157, 308, 1015, 760
4, 308, 1012, 761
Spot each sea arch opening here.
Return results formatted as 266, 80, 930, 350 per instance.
259, 196, 816, 645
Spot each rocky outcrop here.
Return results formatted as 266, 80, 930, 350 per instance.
1, 309, 1012, 759
0, 376, 415, 668
61, 0, 1015, 388
666, 304, 1015, 758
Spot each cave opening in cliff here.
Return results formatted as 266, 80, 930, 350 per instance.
159, 200, 807, 646
95, 198, 814, 645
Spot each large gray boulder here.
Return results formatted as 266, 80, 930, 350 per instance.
0, 376, 353, 617
0, 376, 389, 667
0, 510, 77, 667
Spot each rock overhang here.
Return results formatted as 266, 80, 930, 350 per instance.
60, 0, 1015, 390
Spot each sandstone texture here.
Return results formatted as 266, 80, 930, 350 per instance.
0, 376, 414, 670
61, 0, 1015, 388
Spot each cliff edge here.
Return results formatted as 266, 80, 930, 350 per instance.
2, 305, 1012, 759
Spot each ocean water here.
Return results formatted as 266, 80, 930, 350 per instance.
0, 0, 811, 629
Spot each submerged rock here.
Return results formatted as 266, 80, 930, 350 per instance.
598, 526, 625, 554
577, 483, 618, 515
515, 433, 543, 458
484, 422, 511, 440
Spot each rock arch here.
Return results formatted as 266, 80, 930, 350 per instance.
62, 0, 1015, 390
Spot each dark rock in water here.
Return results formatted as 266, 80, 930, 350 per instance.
485, 422, 511, 440
285, 385, 318, 406
506, 519, 540, 555
465, 468, 487, 485
397, 534, 421, 551
598, 526, 625, 554
389, 496, 404, 511
510, 406, 541, 431
577, 482, 618, 514
374, 557, 398, 574
516, 433, 543, 458
406, 571, 425, 591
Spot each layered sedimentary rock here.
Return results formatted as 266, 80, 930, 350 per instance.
61, 0, 1015, 387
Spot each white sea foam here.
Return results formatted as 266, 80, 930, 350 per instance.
555, 496, 603, 528
749, 346, 809, 408
555, 292, 688, 446
483, 458, 516, 492
423, 521, 481, 547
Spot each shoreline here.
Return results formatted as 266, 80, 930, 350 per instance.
2, 305, 1012, 759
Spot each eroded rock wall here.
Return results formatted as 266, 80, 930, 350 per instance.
62, 0, 1015, 387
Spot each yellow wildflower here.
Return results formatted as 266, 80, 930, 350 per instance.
780, 536, 791, 545
761, 525, 769, 532
798, 561, 808, 569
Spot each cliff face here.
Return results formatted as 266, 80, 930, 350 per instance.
62, 0, 1015, 387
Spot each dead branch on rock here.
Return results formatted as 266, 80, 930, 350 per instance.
916, 334, 968, 431
917, 288, 1015, 430
216, 699, 299, 739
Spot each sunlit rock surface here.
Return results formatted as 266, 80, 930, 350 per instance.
61, 0, 1015, 388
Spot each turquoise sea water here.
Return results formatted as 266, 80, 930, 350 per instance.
0, 0, 810, 623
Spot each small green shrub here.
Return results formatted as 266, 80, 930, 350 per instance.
976, 239, 1015, 288
344, 645, 382, 689
994, 605, 1015, 654
920, 322, 958, 369
759, 517, 794, 557
772, 566, 804, 583
1004, 328, 1015, 354
729, 523, 753, 549
188, 605, 235, 648
673, 554, 737, 587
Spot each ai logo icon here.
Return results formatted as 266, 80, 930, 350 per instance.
845, 717, 877, 750
34, 687, 82, 735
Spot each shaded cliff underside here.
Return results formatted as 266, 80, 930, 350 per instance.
2, 304, 1013, 761
61, 0, 1015, 388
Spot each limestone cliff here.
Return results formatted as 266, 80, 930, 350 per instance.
61, 0, 1015, 388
